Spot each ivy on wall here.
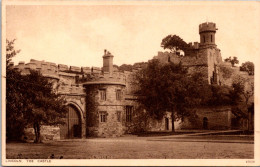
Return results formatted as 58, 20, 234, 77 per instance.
84, 86, 99, 128
219, 65, 233, 79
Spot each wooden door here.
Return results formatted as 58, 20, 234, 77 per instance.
60, 105, 81, 139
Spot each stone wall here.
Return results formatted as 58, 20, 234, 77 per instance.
145, 112, 173, 132
96, 107, 125, 137
84, 84, 126, 137
24, 126, 60, 141
180, 106, 233, 130
124, 97, 175, 133
154, 44, 223, 85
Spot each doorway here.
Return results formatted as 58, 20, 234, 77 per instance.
60, 105, 82, 139
203, 117, 208, 130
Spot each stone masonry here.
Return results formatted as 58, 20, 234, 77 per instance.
13, 22, 254, 140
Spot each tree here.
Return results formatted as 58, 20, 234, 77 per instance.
230, 75, 254, 131
135, 59, 211, 132
224, 56, 239, 67
208, 84, 232, 106
21, 70, 68, 143
240, 61, 254, 75
161, 35, 190, 55
6, 39, 20, 66
117, 64, 133, 72
6, 66, 27, 140
116, 62, 148, 72
6, 39, 26, 141
6, 39, 68, 143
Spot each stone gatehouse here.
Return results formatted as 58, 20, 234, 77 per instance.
14, 22, 254, 140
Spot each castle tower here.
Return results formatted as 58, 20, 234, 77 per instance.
199, 22, 218, 48
198, 22, 222, 85
103, 49, 114, 73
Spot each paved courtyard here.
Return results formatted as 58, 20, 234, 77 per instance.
6, 134, 254, 159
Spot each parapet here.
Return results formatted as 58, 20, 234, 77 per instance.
188, 42, 199, 49
70, 66, 81, 73
13, 59, 59, 79
82, 67, 91, 73
58, 64, 69, 71
92, 67, 102, 74
199, 22, 218, 33
83, 71, 126, 86
13, 59, 130, 87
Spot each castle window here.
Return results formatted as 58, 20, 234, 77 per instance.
126, 106, 133, 122
100, 111, 107, 122
117, 111, 121, 122
203, 36, 206, 43
100, 89, 106, 100
211, 35, 213, 42
116, 89, 122, 100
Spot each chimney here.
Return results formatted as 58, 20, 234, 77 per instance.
102, 49, 114, 73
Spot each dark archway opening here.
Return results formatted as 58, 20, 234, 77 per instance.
203, 117, 208, 130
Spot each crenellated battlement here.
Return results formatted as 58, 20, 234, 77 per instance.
83, 71, 126, 86
188, 42, 200, 49
199, 22, 218, 33
14, 60, 59, 79
13, 59, 105, 76
13, 59, 128, 87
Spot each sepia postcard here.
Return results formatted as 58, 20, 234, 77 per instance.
1, 0, 260, 166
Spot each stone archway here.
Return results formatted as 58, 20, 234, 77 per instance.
60, 104, 82, 139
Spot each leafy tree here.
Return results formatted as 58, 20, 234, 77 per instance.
230, 75, 254, 130
219, 64, 233, 79
240, 61, 254, 75
6, 39, 25, 141
6, 66, 27, 141
6, 39, 68, 143
117, 64, 133, 72
224, 56, 239, 67
21, 70, 68, 143
133, 62, 148, 69
208, 84, 232, 106
161, 35, 190, 55
116, 62, 148, 72
6, 39, 20, 66
135, 59, 211, 131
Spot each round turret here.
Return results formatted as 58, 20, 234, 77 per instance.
199, 22, 218, 47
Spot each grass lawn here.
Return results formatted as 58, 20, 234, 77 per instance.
6, 135, 254, 159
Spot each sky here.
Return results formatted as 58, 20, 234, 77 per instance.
5, 1, 260, 68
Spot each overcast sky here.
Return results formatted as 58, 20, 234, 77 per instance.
5, 2, 260, 67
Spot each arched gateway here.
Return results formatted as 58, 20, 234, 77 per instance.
60, 104, 82, 139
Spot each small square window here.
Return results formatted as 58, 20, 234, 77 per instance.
100, 111, 107, 122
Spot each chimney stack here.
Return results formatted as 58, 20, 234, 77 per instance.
102, 49, 114, 73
